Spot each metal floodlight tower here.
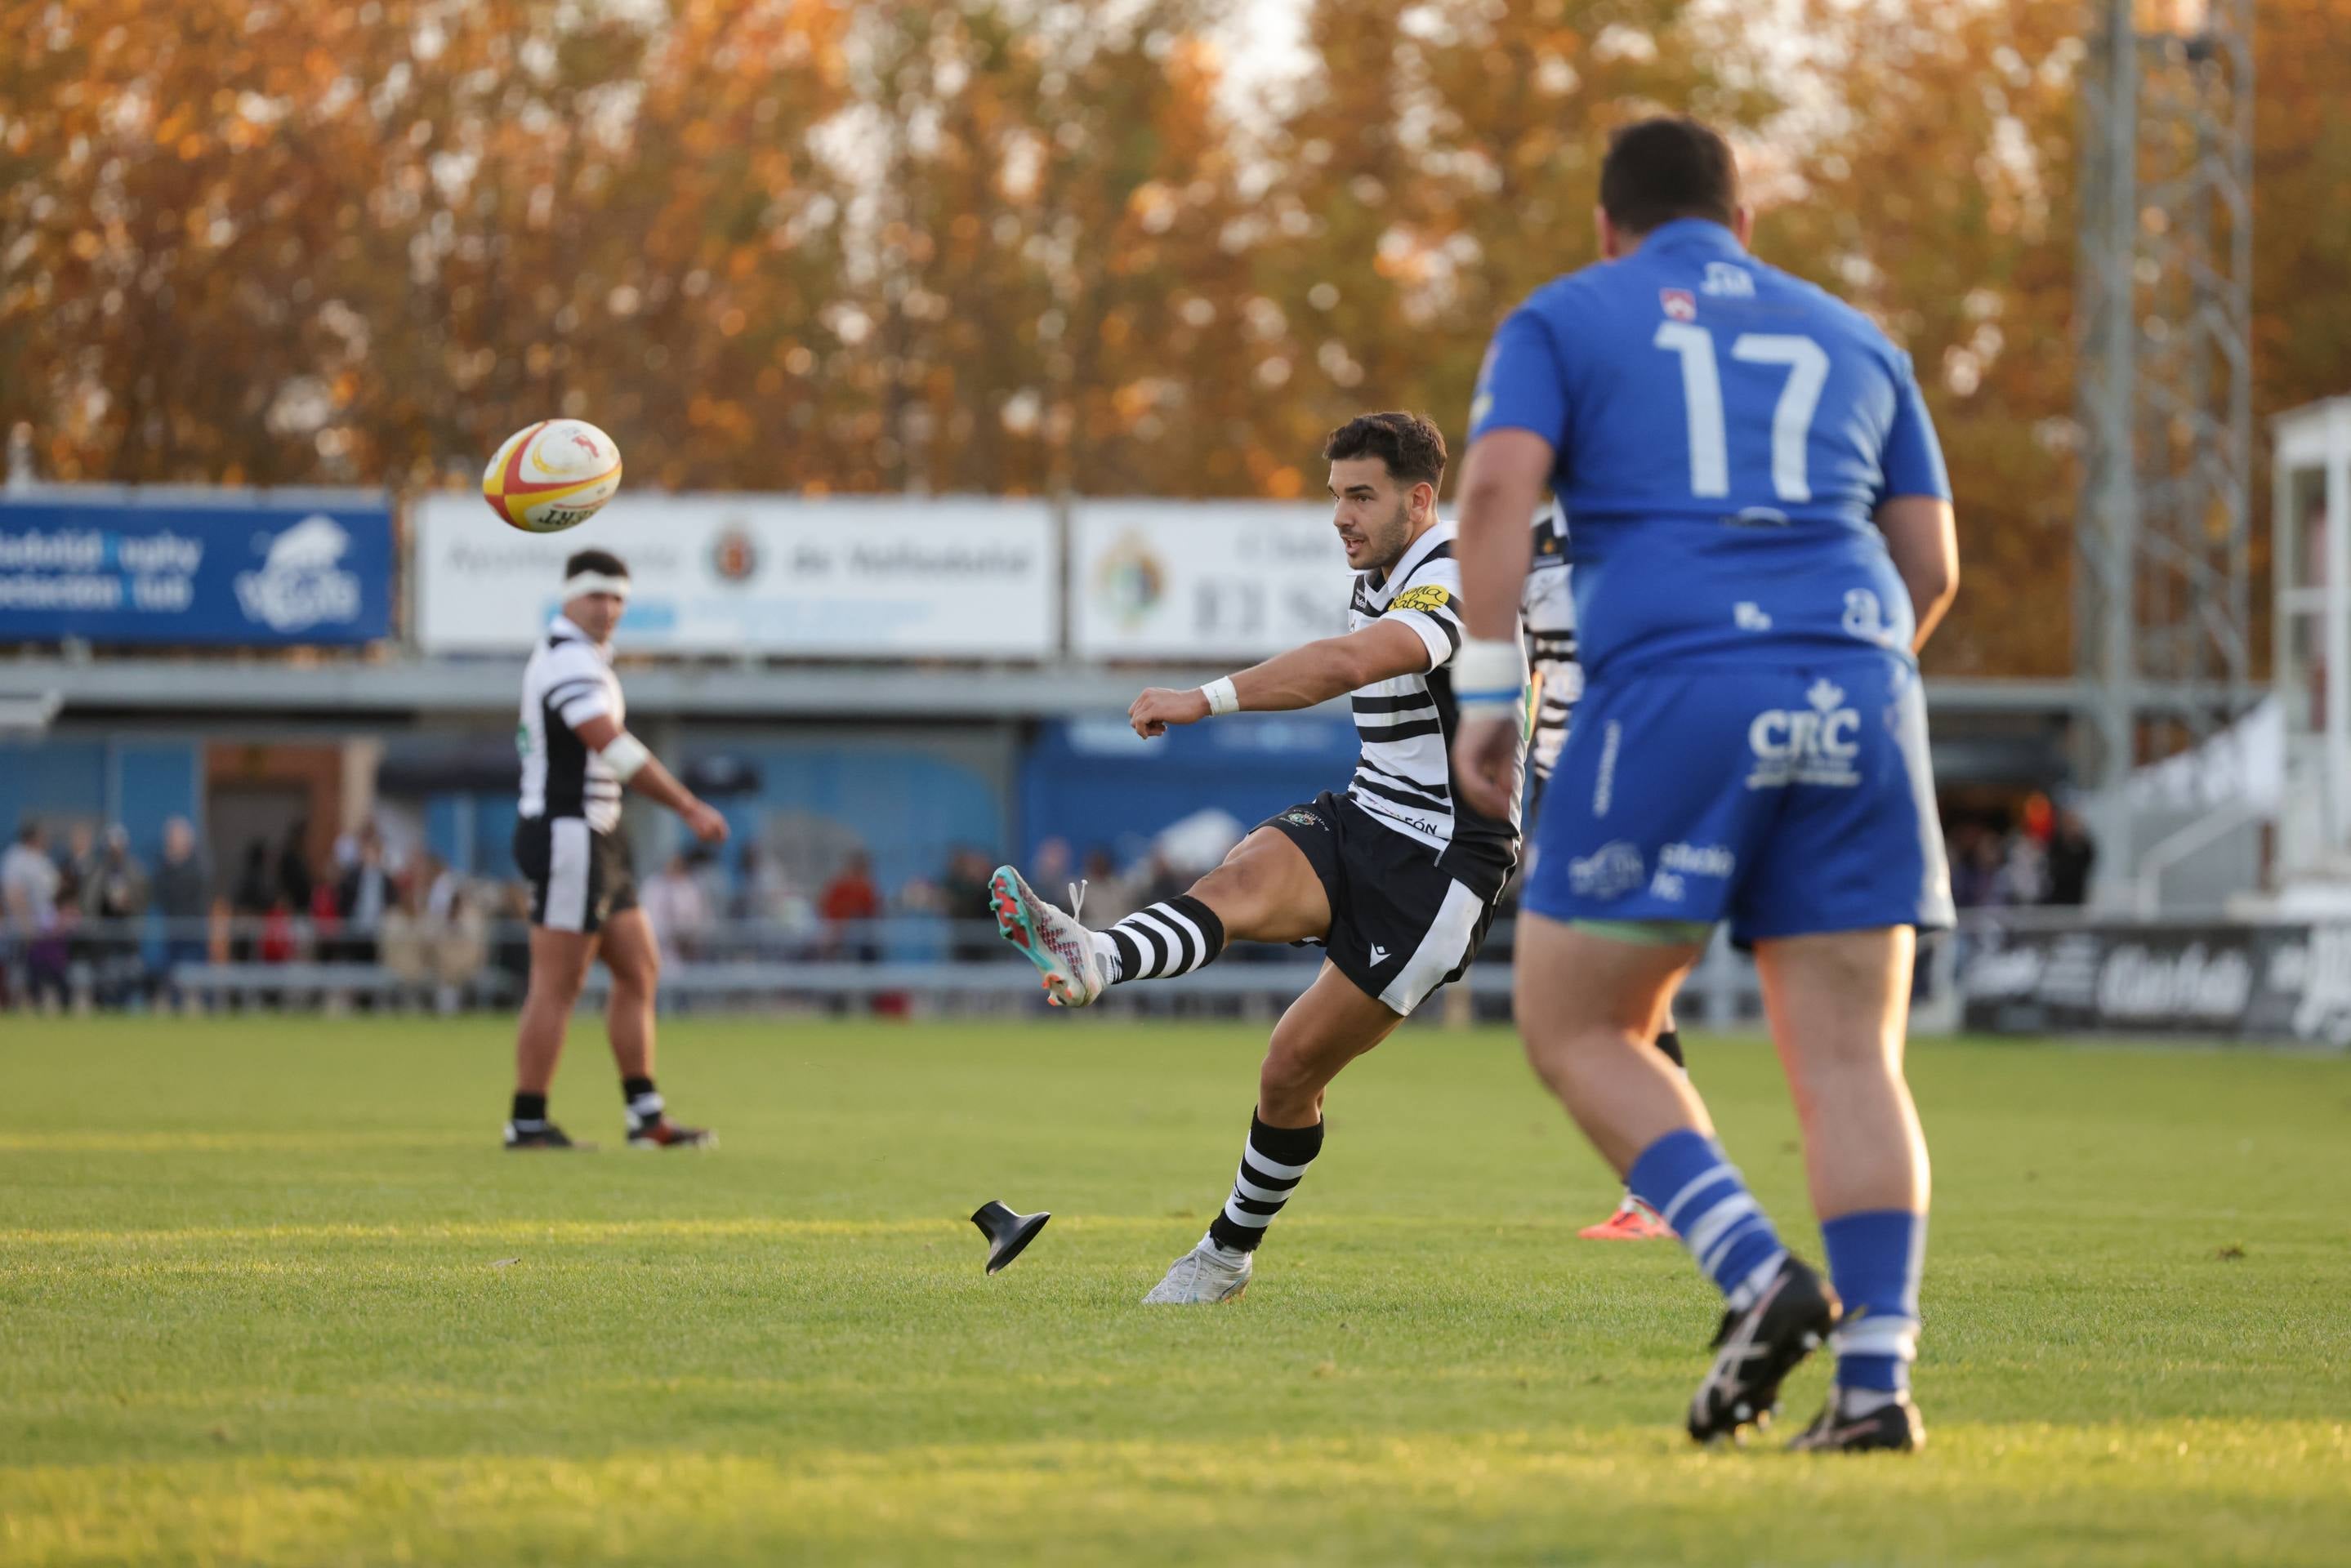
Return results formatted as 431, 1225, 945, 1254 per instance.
2074, 0, 2255, 872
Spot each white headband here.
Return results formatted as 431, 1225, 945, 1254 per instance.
562, 571, 631, 600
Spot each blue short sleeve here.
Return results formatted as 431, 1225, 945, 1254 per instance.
1469, 308, 1568, 449
1876, 354, 1952, 506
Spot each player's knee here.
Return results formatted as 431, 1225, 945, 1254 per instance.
1256, 1048, 1324, 1116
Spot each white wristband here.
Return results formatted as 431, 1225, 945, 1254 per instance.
1201, 676, 1240, 717
1452, 637, 1524, 721
600, 731, 652, 782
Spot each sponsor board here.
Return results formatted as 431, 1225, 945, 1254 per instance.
0, 491, 391, 646
1956, 920, 2351, 1047
1070, 502, 1354, 660
413, 493, 1057, 657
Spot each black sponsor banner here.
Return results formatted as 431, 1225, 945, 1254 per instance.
1957, 920, 2351, 1045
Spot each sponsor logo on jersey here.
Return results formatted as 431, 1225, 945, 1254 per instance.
1734, 600, 1773, 631
1568, 840, 1645, 900
1747, 679, 1862, 789
1841, 586, 1898, 647
1660, 288, 1697, 322
1280, 807, 1324, 830
1392, 582, 1451, 613
1702, 261, 1756, 297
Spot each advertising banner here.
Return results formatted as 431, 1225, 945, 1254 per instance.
0, 490, 393, 646
1069, 502, 1355, 660
413, 494, 1057, 657
1956, 919, 2351, 1046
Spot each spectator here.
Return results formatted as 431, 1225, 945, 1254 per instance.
2000, 832, 2049, 907
942, 848, 994, 960
231, 840, 273, 961
734, 844, 816, 958
821, 851, 882, 963
2045, 808, 2097, 907
337, 829, 395, 962
430, 888, 489, 1013
154, 818, 209, 996
275, 820, 313, 915
258, 895, 298, 964
640, 852, 712, 969
1079, 845, 1139, 926
85, 826, 149, 1007
3, 821, 62, 1009
425, 855, 462, 921
1947, 822, 2005, 911
379, 875, 433, 1003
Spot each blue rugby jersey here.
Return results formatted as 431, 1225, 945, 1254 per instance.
1470, 219, 1950, 679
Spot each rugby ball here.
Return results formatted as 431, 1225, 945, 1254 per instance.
482, 419, 623, 533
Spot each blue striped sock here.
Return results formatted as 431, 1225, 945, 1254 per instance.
1821, 1209, 1924, 1393
1627, 1129, 1788, 1310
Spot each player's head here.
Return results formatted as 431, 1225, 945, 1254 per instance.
1324, 412, 1446, 572
1596, 116, 1751, 258
561, 547, 630, 641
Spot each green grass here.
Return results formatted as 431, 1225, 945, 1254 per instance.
1, 1014, 2346, 1566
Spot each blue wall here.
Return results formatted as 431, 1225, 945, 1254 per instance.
417, 735, 1010, 898
0, 736, 203, 858
1019, 715, 1359, 869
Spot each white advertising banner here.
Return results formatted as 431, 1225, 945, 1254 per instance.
1069, 501, 1355, 660
413, 494, 1058, 657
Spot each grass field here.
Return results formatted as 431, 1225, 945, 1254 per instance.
2, 1013, 2346, 1566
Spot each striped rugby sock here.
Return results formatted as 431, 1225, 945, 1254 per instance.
1093, 895, 1226, 985
1627, 1129, 1790, 1311
1207, 1112, 1323, 1254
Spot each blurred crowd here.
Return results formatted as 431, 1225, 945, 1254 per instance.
1946, 801, 2098, 911
1, 815, 498, 1013
7, 801, 2085, 1015
0, 808, 1214, 1014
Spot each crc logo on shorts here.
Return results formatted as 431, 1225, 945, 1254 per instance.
1568, 840, 1645, 901
1747, 679, 1862, 790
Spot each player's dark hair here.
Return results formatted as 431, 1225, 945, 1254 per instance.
1323, 412, 1448, 489
1599, 117, 1739, 236
563, 548, 629, 581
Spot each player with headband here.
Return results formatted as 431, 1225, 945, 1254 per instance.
506, 548, 730, 1151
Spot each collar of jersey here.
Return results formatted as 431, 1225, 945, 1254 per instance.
1635, 217, 1746, 258
1367, 519, 1454, 596
548, 612, 613, 659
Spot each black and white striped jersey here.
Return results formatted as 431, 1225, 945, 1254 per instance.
1345, 521, 1527, 895
517, 613, 625, 832
1522, 500, 1581, 795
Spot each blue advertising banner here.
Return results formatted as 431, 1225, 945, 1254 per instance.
0, 489, 393, 645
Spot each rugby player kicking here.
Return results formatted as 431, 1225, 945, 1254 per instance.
992, 412, 1526, 1303
1450, 118, 1960, 1450
506, 548, 729, 1151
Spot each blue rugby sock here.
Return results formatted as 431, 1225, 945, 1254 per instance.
1626, 1129, 1788, 1311
1821, 1209, 1925, 1394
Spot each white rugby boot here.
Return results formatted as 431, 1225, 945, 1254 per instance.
1141, 1235, 1253, 1304
989, 865, 1108, 1008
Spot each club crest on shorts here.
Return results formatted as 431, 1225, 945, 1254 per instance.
1568, 841, 1645, 900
